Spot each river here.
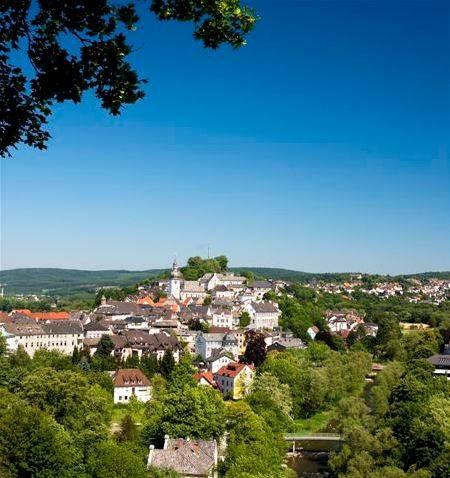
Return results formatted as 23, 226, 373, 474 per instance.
285, 439, 340, 477
287, 451, 332, 477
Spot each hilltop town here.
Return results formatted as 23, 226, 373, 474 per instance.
0, 256, 449, 477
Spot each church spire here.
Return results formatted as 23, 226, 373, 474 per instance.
170, 257, 182, 279
169, 258, 182, 299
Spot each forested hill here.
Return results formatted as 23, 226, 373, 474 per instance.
1, 267, 449, 296
0, 267, 344, 295
0, 268, 167, 296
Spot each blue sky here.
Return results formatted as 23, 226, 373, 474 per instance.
1, 0, 449, 274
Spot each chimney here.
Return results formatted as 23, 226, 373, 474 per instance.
147, 445, 154, 469
163, 435, 170, 449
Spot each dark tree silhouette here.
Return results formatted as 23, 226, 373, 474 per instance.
140, 353, 159, 378
242, 330, 266, 367
94, 334, 115, 358
159, 349, 175, 377
0, 1, 256, 157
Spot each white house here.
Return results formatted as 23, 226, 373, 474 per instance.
0, 325, 18, 352
212, 285, 235, 299
244, 301, 280, 330
84, 320, 112, 339
206, 348, 234, 373
94, 301, 146, 321
325, 311, 364, 333
363, 323, 379, 337
195, 331, 239, 360
194, 371, 217, 388
200, 273, 246, 291
180, 281, 207, 301
196, 332, 224, 359
211, 309, 234, 329
428, 353, 450, 380
249, 280, 273, 298
113, 368, 151, 404
1, 319, 83, 357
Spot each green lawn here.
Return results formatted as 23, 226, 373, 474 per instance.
293, 411, 332, 433
110, 400, 146, 426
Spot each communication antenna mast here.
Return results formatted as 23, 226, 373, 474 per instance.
207, 244, 211, 259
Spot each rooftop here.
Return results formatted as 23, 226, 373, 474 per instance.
114, 368, 150, 387
149, 437, 216, 476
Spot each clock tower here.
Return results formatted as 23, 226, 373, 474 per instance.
168, 259, 182, 300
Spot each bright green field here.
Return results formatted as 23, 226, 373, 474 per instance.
293, 411, 332, 433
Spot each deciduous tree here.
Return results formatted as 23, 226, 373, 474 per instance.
242, 329, 266, 367
0, 390, 79, 477
1, 1, 256, 156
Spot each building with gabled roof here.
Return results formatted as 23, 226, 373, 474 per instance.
195, 331, 239, 360
193, 371, 217, 388
214, 362, 255, 400
148, 436, 218, 478
205, 347, 234, 373
0, 318, 83, 357
244, 301, 280, 330
94, 300, 146, 320
83, 320, 112, 339
113, 368, 151, 404
137, 296, 155, 306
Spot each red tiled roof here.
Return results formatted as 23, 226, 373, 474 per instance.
193, 371, 216, 386
137, 296, 155, 305
0, 311, 11, 323
31, 312, 70, 321
209, 326, 232, 334
153, 297, 180, 312
11, 309, 70, 321
14, 309, 32, 315
113, 368, 150, 387
154, 297, 167, 305
215, 362, 254, 378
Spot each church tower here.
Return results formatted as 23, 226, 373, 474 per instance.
168, 259, 182, 300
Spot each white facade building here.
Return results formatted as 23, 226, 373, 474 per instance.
211, 310, 234, 329
244, 302, 280, 330
1, 320, 83, 357
195, 331, 239, 360
113, 368, 151, 404
206, 348, 234, 373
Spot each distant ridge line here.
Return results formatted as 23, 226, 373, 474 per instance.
0, 267, 449, 296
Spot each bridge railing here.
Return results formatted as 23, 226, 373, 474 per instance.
284, 432, 343, 441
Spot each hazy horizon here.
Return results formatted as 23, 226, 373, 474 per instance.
1, 262, 450, 277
